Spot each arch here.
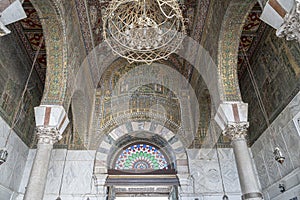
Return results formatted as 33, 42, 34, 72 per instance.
30, 0, 68, 107
71, 90, 89, 147
85, 62, 204, 149
74, 33, 220, 115
96, 39, 220, 104
94, 122, 189, 186
71, 60, 95, 146
218, 0, 257, 101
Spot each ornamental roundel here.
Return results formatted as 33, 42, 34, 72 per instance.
114, 143, 169, 170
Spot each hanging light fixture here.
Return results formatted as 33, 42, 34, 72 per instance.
0, 148, 8, 165
222, 194, 229, 200
103, 0, 186, 64
273, 147, 285, 164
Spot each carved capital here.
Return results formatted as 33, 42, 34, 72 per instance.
36, 127, 62, 145
276, 0, 300, 43
222, 122, 249, 140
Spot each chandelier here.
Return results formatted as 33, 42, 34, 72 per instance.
103, 0, 186, 64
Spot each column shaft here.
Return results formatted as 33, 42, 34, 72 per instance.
24, 143, 53, 200
232, 137, 262, 200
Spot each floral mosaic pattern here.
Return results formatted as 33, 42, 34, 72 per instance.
115, 143, 169, 170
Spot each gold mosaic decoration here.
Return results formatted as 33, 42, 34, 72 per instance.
218, 0, 255, 101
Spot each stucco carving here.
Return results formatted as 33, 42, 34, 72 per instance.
277, 0, 300, 43
222, 122, 249, 140
36, 127, 62, 145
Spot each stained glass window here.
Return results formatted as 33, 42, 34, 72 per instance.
115, 143, 169, 170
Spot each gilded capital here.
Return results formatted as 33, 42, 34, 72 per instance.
36, 127, 62, 145
276, 0, 300, 43
222, 122, 249, 140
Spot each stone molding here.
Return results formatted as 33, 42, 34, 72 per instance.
34, 105, 69, 135
214, 102, 248, 131
277, 0, 300, 43
35, 126, 62, 145
222, 122, 249, 140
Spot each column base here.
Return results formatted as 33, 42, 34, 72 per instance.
242, 192, 263, 200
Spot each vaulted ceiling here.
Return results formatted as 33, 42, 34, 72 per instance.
9, 0, 272, 148
13, 0, 267, 86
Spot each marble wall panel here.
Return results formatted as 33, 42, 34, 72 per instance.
264, 141, 282, 184
187, 148, 241, 196
18, 150, 98, 198
202, 195, 241, 200
275, 130, 294, 177
253, 151, 270, 189
42, 194, 106, 200
60, 160, 94, 195
282, 121, 300, 168
18, 149, 36, 194
0, 116, 29, 196
0, 185, 13, 200
220, 159, 240, 193
251, 92, 300, 198
44, 149, 67, 194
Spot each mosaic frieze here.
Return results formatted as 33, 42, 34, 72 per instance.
30, 0, 67, 105
218, 0, 254, 101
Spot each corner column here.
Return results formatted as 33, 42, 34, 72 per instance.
215, 102, 262, 200
24, 105, 69, 200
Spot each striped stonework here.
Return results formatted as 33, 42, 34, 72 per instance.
94, 121, 190, 186
34, 105, 69, 136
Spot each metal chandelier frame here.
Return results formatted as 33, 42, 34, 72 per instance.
103, 0, 186, 64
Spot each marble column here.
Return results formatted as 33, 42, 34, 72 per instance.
214, 102, 262, 200
23, 127, 61, 200
24, 105, 69, 200
224, 123, 263, 200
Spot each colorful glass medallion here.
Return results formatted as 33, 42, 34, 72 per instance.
115, 144, 168, 170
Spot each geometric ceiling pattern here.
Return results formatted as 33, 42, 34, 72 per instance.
237, 2, 267, 79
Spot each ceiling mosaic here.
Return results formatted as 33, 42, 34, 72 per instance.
12, 0, 46, 84
8, 0, 272, 149
237, 2, 267, 79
